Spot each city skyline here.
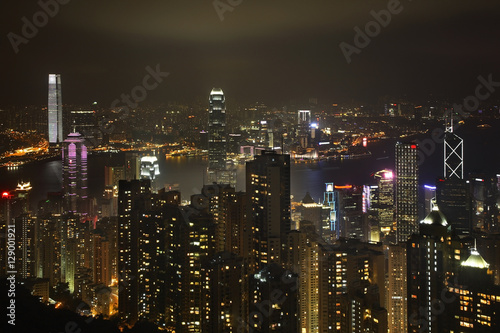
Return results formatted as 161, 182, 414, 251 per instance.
2, 2, 500, 333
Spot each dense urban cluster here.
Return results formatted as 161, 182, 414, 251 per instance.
1, 79, 500, 333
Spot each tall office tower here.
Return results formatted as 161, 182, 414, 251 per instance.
246, 150, 290, 270
395, 142, 419, 243
336, 185, 369, 241
62, 133, 88, 214
446, 245, 500, 331
423, 184, 436, 216
70, 110, 96, 144
386, 244, 407, 333
118, 179, 151, 325
407, 205, 463, 333
48, 74, 63, 144
209, 252, 249, 333
468, 175, 500, 232
12, 182, 32, 215
436, 178, 471, 235
299, 192, 322, 232
140, 155, 160, 191
373, 170, 394, 235
208, 88, 227, 184
323, 183, 340, 240
297, 110, 311, 124
444, 118, 464, 179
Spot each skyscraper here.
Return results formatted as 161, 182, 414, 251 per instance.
436, 178, 471, 234
438, 122, 471, 234
446, 245, 500, 331
118, 179, 151, 324
208, 88, 227, 183
62, 132, 88, 214
444, 119, 464, 179
407, 204, 463, 333
373, 170, 394, 235
246, 150, 290, 270
48, 74, 63, 144
140, 155, 160, 191
323, 183, 340, 240
386, 244, 407, 333
395, 142, 419, 243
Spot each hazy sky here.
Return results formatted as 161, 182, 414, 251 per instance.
1, 0, 499, 106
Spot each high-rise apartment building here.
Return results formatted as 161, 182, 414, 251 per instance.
246, 150, 290, 270
118, 179, 151, 324
395, 142, 419, 243
48, 74, 63, 144
386, 244, 407, 333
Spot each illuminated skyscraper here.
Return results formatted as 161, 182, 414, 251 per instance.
395, 142, 419, 243
118, 179, 151, 324
437, 120, 471, 234
407, 204, 463, 333
208, 88, 227, 183
246, 150, 290, 270
62, 132, 88, 214
48, 74, 63, 144
446, 245, 500, 331
297, 110, 311, 124
323, 183, 340, 240
140, 155, 160, 191
70, 110, 96, 144
444, 118, 463, 179
386, 244, 407, 333
436, 178, 471, 235
373, 170, 394, 235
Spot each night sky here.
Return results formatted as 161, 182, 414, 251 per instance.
1, 0, 500, 106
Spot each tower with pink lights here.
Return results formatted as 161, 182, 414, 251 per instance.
62, 132, 88, 214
